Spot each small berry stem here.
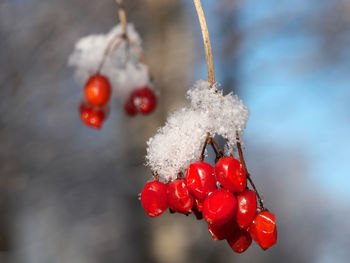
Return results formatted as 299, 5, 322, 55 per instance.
200, 132, 210, 161
210, 137, 224, 158
209, 141, 219, 158
193, 0, 215, 85
200, 134, 225, 163
96, 35, 124, 74
96, 0, 153, 83
151, 170, 159, 181
116, 0, 127, 35
97, 0, 128, 74
235, 132, 265, 210
126, 36, 154, 82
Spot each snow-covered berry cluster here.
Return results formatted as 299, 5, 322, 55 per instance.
68, 24, 157, 129
140, 81, 277, 252
141, 141, 277, 252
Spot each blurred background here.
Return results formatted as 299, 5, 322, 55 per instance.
0, 0, 350, 262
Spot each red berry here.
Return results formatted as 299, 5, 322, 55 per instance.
215, 157, 246, 193
236, 189, 257, 229
203, 188, 237, 226
140, 181, 168, 217
168, 179, 194, 214
248, 211, 277, 250
208, 220, 238, 241
84, 74, 111, 106
186, 162, 217, 201
79, 102, 105, 129
130, 87, 157, 114
226, 228, 252, 253
124, 97, 138, 116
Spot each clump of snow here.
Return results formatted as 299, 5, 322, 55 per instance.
146, 80, 249, 182
68, 23, 150, 101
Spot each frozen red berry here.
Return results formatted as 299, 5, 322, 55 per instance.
140, 181, 168, 217
130, 87, 157, 114
203, 188, 237, 226
226, 228, 252, 253
215, 157, 246, 193
168, 179, 194, 214
84, 74, 111, 106
186, 162, 216, 201
249, 211, 277, 250
79, 102, 105, 129
124, 97, 138, 116
208, 219, 238, 241
236, 189, 257, 229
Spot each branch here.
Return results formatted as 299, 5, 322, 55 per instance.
116, 0, 127, 34
193, 0, 215, 84
236, 132, 265, 210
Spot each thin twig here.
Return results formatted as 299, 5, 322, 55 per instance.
116, 0, 127, 34
236, 132, 265, 209
126, 36, 154, 82
200, 133, 211, 161
209, 142, 219, 157
96, 36, 124, 73
211, 138, 224, 158
151, 170, 159, 181
97, 0, 153, 83
193, 0, 215, 84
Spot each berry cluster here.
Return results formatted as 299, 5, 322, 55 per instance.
77, 28, 157, 130
140, 135, 277, 253
80, 74, 111, 129
69, 1, 158, 129
79, 73, 157, 129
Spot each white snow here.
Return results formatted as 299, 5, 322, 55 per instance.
68, 23, 151, 101
146, 80, 249, 182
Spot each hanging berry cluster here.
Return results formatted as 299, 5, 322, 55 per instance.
141, 133, 277, 253
140, 0, 277, 253
69, 0, 157, 129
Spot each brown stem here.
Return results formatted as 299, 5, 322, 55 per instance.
151, 170, 159, 181
211, 138, 224, 158
209, 141, 224, 164
116, 0, 153, 82
236, 132, 265, 209
96, 35, 124, 74
116, 0, 127, 34
126, 36, 154, 82
193, 0, 215, 85
200, 133, 211, 161
97, 1, 153, 83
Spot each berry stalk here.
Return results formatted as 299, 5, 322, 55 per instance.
210, 137, 224, 159
235, 132, 265, 210
193, 0, 215, 85
199, 133, 210, 161
96, 0, 153, 81
96, 35, 124, 73
116, 0, 127, 35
